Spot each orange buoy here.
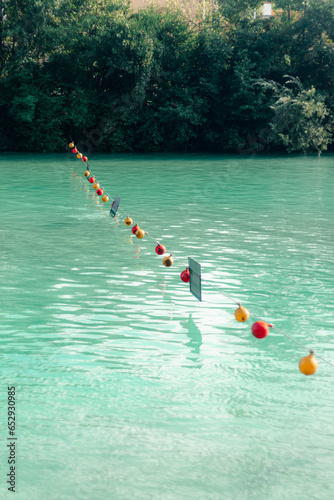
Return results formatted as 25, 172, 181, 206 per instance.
102, 195, 109, 202
136, 228, 145, 239
299, 350, 319, 376
234, 305, 250, 322
84, 170, 90, 177
92, 182, 100, 190
251, 321, 271, 339
125, 217, 133, 226
69, 142, 74, 149
77, 153, 83, 159
163, 255, 174, 267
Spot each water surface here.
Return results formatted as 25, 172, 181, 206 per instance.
0, 153, 333, 499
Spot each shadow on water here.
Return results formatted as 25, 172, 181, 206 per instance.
181, 313, 203, 368
186, 314, 202, 355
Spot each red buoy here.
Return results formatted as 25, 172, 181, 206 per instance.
82, 156, 88, 162
155, 244, 166, 255
132, 224, 139, 235
251, 321, 271, 339
72, 148, 77, 154
89, 177, 95, 184
96, 188, 103, 196
180, 269, 190, 283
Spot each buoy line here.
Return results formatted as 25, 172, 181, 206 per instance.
67, 141, 334, 376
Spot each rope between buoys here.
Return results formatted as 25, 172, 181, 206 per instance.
67, 144, 334, 371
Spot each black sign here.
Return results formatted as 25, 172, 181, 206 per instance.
110, 196, 121, 218
188, 257, 202, 301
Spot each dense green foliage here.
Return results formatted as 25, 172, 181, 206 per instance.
261, 76, 332, 154
1, 0, 334, 153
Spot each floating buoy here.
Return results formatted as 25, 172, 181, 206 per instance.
89, 177, 95, 184
77, 153, 83, 159
299, 350, 319, 376
96, 188, 103, 196
84, 170, 90, 177
136, 228, 145, 239
180, 268, 190, 282
155, 244, 166, 255
125, 217, 133, 226
251, 321, 271, 339
132, 224, 139, 235
234, 305, 250, 322
72, 147, 78, 154
92, 182, 100, 190
163, 255, 174, 267
69, 142, 74, 149
82, 156, 88, 162
102, 195, 109, 203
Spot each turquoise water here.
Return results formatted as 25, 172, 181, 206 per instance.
1, 153, 334, 500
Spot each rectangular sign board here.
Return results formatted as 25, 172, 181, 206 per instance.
110, 196, 121, 218
188, 257, 202, 302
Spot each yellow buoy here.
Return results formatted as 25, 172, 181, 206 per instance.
234, 304, 250, 322
136, 228, 145, 239
69, 142, 74, 148
77, 153, 83, 159
125, 217, 133, 226
102, 195, 109, 203
163, 255, 174, 267
84, 170, 90, 177
92, 182, 100, 190
299, 350, 319, 376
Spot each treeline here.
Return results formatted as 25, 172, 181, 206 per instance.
1, 0, 334, 154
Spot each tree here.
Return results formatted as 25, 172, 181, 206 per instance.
1, 0, 334, 153
218, 0, 262, 22
273, 0, 306, 20
262, 76, 333, 154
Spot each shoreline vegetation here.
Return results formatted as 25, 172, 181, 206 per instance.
1, 0, 334, 155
